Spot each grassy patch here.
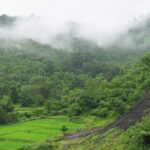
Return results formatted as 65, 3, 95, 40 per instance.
80, 115, 115, 129
0, 116, 84, 150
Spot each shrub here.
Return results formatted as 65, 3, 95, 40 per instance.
60, 125, 68, 135
140, 131, 150, 146
91, 107, 109, 118
32, 108, 44, 117
6, 112, 18, 123
68, 103, 82, 116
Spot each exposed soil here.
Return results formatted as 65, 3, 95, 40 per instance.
64, 93, 150, 140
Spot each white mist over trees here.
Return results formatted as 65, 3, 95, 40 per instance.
0, 14, 150, 50
0, 0, 150, 49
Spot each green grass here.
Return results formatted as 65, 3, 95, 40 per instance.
80, 115, 115, 129
0, 106, 116, 150
0, 116, 84, 150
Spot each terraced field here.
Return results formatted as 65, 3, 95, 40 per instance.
0, 116, 84, 150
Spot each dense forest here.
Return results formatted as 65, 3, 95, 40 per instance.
0, 38, 145, 123
0, 14, 150, 150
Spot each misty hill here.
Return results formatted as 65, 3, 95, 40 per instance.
0, 14, 150, 52
50, 15, 150, 52
0, 14, 150, 150
0, 14, 150, 120
0, 38, 149, 119
113, 15, 150, 51
0, 14, 17, 26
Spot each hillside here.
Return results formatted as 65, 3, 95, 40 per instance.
63, 93, 150, 140
0, 38, 144, 122
59, 52, 150, 150
16, 50, 150, 150
0, 14, 150, 150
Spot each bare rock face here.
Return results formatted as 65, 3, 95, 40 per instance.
114, 93, 150, 129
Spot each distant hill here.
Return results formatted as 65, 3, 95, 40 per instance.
113, 16, 150, 51
0, 14, 17, 26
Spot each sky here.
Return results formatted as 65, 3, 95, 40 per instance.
0, 0, 150, 47
1, 0, 150, 22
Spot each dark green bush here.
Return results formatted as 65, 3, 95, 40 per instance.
91, 107, 109, 118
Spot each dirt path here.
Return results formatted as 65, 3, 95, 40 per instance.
64, 93, 150, 140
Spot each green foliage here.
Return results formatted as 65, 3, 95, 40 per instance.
0, 96, 18, 124
0, 38, 150, 122
68, 103, 82, 116
60, 125, 68, 134
91, 107, 109, 118
19, 86, 36, 107
18, 141, 56, 150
